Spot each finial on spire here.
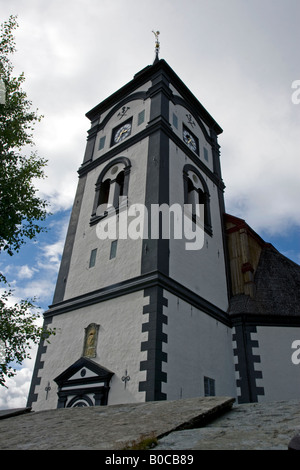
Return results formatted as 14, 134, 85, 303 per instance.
152, 30, 160, 63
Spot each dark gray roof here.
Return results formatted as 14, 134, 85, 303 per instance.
85, 59, 223, 135
229, 244, 300, 317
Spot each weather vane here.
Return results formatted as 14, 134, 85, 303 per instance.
152, 30, 160, 63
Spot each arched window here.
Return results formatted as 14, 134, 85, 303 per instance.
183, 165, 212, 236
91, 157, 131, 224
187, 177, 195, 207
97, 178, 111, 210
115, 170, 125, 202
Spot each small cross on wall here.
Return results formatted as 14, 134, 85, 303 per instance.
45, 381, 51, 400
121, 370, 130, 389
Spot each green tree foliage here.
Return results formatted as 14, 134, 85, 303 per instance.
0, 15, 54, 387
0, 274, 53, 387
0, 15, 48, 255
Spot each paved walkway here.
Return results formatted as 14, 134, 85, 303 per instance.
0, 397, 233, 450
155, 400, 300, 450
0, 397, 299, 450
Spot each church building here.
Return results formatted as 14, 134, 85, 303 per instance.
27, 51, 300, 410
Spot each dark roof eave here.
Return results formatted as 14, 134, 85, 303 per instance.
85, 59, 223, 135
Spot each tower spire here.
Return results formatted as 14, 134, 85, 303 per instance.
152, 30, 160, 63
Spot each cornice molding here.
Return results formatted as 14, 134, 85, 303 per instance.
78, 118, 225, 190
45, 270, 231, 326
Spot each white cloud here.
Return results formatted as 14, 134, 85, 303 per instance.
38, 215, 69, 267
38, 239, 65, 272
0, 356, 36, 410
15, 279, 56, 306
17, 265, 38, 280
196, 57, 300, 235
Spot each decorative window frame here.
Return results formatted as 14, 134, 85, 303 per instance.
90, 157, 131, 226
183, 164, 212, 236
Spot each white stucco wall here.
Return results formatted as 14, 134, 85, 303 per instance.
162, 292, 236, 401
93, 88, 151, 162
63, 137, 149, 301
32, 291, 148, 411
169, 100, 214, 173
168, 141, 229, 311
254, 326, 300, 402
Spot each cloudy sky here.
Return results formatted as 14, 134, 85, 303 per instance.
0, 0, 299, 408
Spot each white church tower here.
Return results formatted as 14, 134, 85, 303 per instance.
27, 54, 238, 410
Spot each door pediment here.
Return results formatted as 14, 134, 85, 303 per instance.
54, 357, 114, 408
